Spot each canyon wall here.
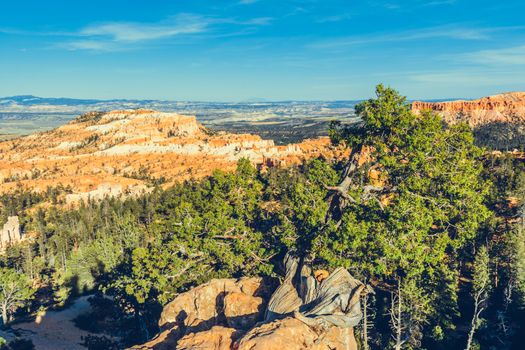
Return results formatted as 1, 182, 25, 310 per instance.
412, 92, 525, 127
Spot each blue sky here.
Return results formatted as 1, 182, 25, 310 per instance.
0, 0, 524, 101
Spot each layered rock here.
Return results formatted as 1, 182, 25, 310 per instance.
411, 92, 525, 128
0, 110, 345, 202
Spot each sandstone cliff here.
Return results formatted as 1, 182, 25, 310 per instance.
411, 92, 525, 128
0, 110, 345, 202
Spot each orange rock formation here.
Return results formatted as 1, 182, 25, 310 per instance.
412, 92, 525, 127
0, 109, 344, 202
131, 277, 357, 350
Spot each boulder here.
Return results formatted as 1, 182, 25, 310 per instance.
159, 277, 271, 332
177, 326, 241, 350
131, 277, 273, 349
223, 292, 264, 330
234, 317, 357, 350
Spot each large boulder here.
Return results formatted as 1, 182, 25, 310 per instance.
234, 317, 357, 350
132, 277, 273, 350
159, 277, 272, 332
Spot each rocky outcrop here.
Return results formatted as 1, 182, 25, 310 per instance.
0, 216, 22, 249
132, 259, 367, 350
133, 277, 274, 350
411, 92, 525, 128
158, 277, 273, 333
0, 110, 345, 201
236, 317, 357, 350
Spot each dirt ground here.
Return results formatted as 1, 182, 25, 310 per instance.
12, 296, 95, 350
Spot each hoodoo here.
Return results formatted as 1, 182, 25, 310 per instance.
0, 109, 345, 202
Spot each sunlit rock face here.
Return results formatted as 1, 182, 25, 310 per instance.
0, 216, 22, 250
129, 276, 359, 350
412, 92, 525, 127
0, 109, 346, 203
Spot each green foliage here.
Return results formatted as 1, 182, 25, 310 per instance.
508, 228, 525, 304
322, 85, 491, 343
270, 159, 339, 254
0, 268, 34, 324
472, 246, 491, 297
117, 159, 276, 305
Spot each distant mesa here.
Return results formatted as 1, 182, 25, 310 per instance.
412, 92, 525, 128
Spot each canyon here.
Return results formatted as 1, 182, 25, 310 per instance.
0, 109, 345, 203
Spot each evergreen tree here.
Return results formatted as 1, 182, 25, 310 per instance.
0, 268, 34, 324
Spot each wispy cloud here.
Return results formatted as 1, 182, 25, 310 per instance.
423, 0, 457, 6
58, 14, 209, 51
315, 13, 352, 23
238, 0, 260, 4
456, 45, 525, 65
409, 69, 525, 86
79, 14, 206, 42
46, 13, 273, 51
373, 0, 456, 10
310, 25, 516, 49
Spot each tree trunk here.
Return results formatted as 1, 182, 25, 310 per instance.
395, 282, 403, 350
362, 293, 369, 350
465, 293, 480, 350
1, 304, 8, 326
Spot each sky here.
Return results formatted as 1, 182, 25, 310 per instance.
0, 0, 524, 101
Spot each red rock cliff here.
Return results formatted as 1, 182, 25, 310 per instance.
412, 92, 525, 127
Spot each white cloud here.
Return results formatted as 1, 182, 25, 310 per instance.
78, 14, 208, 43
238, 0, 260, 4
409, 69, 525, 86
458, 45, 525, 65
423, 0, 457, 6
58, 13, 272, 51
315, 13, 352, 23
80, 18, 207, 42
310, 25, 503, 49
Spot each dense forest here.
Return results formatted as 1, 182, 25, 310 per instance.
0, 85, 524, 350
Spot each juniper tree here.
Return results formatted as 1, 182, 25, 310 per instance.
313, 84, 490, 346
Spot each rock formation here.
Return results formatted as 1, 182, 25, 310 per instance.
0, 110, 346, 202
0, 216, 23, 249
411, 92, 525, 128
131, 256, 368, 350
